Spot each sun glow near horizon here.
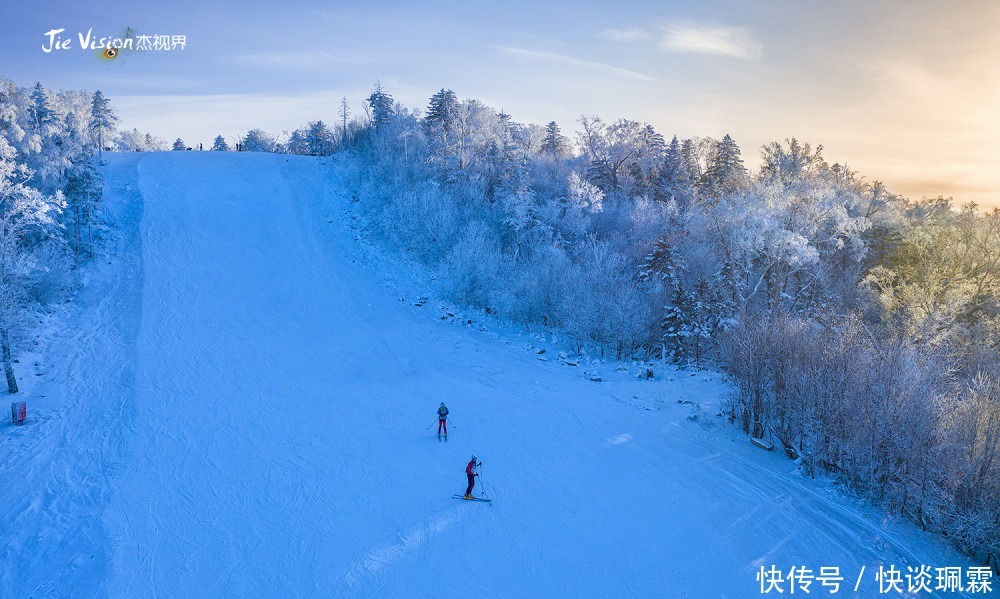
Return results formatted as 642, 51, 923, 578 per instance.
2, 0, 998, 209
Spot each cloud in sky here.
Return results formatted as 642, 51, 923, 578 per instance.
3, 1, 996, 208
495, 46, 655, 81
659, 24, 763, 60
598, 28, 650, 43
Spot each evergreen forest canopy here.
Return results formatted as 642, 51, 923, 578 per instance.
0, 77, 110, 395
2, 76, 997, 573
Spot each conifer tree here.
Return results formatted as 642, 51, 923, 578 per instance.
211, 135, 230, 151
28, 82, 55, 133
425, 88, 460, 167
241, 129, 277, 152
699, 133, 746, 199
366, 81, 395, 129
88, 90, 118, 162
0, 137, 64, 393
658, 135, 696, 207
540, 121, 569, 157
306, 120, 334, 155
680, 138, 702, 181
285, 129, 308, 155
338, 96, 350, 141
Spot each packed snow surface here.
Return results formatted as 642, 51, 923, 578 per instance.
0, 152, 985, 597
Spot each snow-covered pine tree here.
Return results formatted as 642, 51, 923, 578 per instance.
60, 150, 102, 257
657, 136, 697, 208
241, 129, 277, 152
699, 133, 747, 201
211, 135, 230, 151
540, 121, 569, 158
366, 81, 395, 129
284, 129, 308, 155
88, 90, 118, 162
28, 82, 56, 134
425, 88, 460, 168
633, 124, 666, 197
305, 121, 334, 156
172, 138, 187, 151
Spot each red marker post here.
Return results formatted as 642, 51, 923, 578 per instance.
11, 401, 26, 425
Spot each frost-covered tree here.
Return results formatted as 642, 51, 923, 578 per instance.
338, 96, 350, 141
577, 117, 662, 197
424, 88, 461, 168
540, 121, 570, 158
760, 137, 827, 186
632, 124, 666, 196
144, 133, 166, 151
60, 154, 101, 257
114, 128, 166, 152
657, 136, 697, 209
561, 171, 603, 235
0, 77, 104, 391
425, 88, 459, 127
172, 138, 187, 151
114, 129, 145, 152
641, 232, 725, 362
305, 120, 335, 156
939, 372, 1000, 564
88, 90, 118, 161
284, 129, 308, 155
699, 133, 747, 200
366, 81, 395, 129
479, 110, 532, 207
211, 134, 230, 151
863, 201, 1000, 348
511, 122, 546, 157
241, 129, 277, 152
28, 82, 56, 134
0, 139, 65, 392
578, 116, 637, 194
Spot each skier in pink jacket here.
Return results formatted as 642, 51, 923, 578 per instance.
464, 455, 480, 499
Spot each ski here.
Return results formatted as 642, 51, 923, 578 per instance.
452, 495, 492, 503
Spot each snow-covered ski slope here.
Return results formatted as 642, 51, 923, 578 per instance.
1, 152, 986, 598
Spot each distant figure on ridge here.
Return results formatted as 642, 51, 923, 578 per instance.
464, 455, 480, 499
437, 402, 449, 441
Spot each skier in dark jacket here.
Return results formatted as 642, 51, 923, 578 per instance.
464, 455, 480, 499
437, 402, 449, 439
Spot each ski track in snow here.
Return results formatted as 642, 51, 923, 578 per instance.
0, 157, 144, 598
0, 152, 988, 598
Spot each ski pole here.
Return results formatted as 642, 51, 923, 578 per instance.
477, 462, 489, 500
426, 418, 439, 430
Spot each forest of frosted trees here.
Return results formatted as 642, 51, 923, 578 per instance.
0, 77, 112, 395
257, 83, 997, 571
